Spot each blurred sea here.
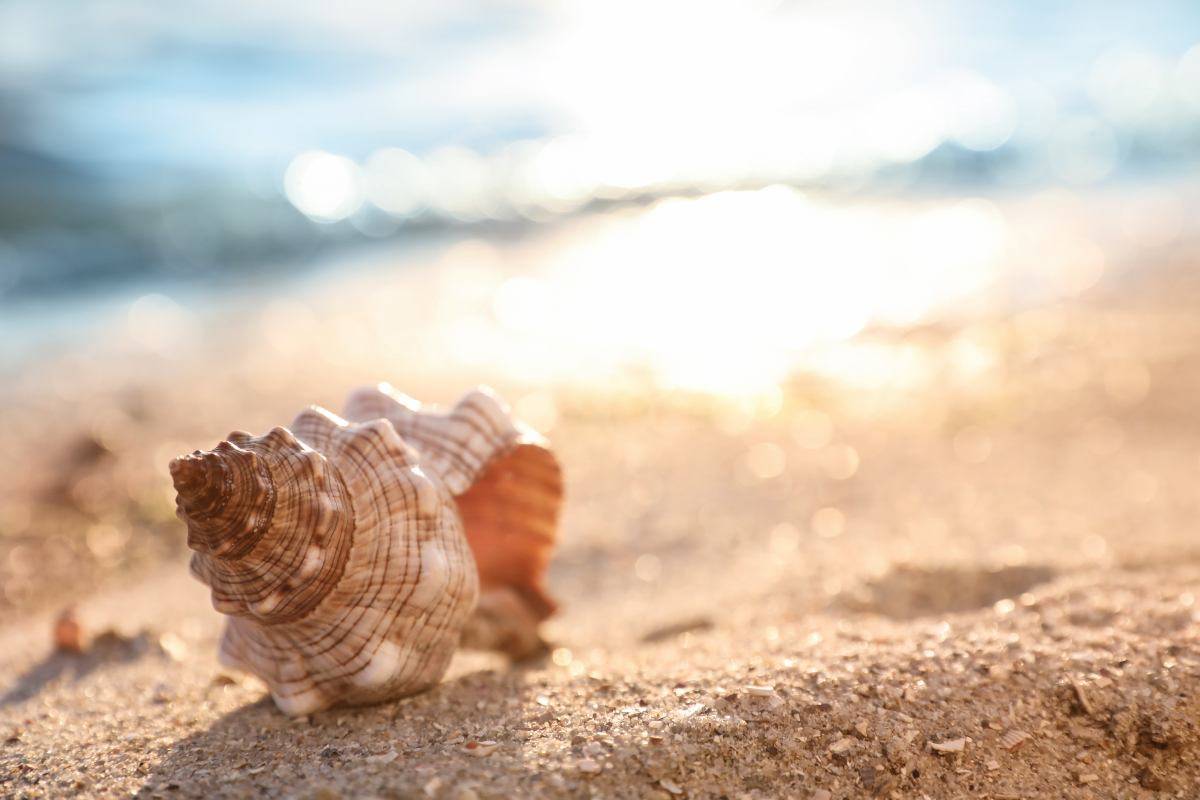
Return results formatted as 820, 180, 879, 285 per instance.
2, 0, 1200, 374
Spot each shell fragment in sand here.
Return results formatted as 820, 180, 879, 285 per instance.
462, 740, 498, 758
930, 737, 968, 754
999, 729, 1031, 751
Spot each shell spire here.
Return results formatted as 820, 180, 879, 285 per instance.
171, 385, 562, 715
170, 440, 276, 559
170, 427, 356, 624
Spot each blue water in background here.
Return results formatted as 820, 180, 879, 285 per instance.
0, 0, 1198, 324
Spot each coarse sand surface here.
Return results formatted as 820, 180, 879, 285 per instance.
4, 264, 1200, 799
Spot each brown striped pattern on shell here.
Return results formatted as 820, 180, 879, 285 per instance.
175, 427, 356, 624
999, 729, 1031, 751
170, 438, 277, 560
343, 384, 563, 621
172, 407, 479, 715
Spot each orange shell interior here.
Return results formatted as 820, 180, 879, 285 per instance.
453, 440, 563, 621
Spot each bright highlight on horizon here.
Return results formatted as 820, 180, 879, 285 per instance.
274, 2, 1200, 226
284, 151, 364, 223
435, 186, 1015, 396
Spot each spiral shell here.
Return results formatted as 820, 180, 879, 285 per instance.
170, 387, 562, 715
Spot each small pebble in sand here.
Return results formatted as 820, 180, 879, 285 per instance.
462, 740, 498, 757
1069, 677, 1096, 716
366, 749, 398, 764
829, 737, 855, 756
158, 632, 188, 661
577, 757, 602, 774
988, 663, 1012, 681
1138, 766, 1174, 791
53, 607, 84, 653
659, 778, 684, 795
742, 684, 776, 697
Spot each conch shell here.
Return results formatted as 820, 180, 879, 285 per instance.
170, 385, 562, 715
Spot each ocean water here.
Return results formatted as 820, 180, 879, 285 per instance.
6, 174, 1196, 403
2, 0, 1199, 373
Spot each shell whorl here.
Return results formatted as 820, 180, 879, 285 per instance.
171, 427, 355, 624
170, 439, 277, 560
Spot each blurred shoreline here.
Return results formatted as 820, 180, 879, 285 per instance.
6, 171, 1198, 395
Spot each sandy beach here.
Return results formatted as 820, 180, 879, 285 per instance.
3, 224, 1200, 799
6, 0, 1200, 796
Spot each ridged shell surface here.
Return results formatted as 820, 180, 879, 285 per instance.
342, 384, 562, 622
171, 407, 479, 716
171, 385, 564, 715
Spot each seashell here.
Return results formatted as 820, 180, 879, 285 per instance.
342, 384, 561, 626
170, 386, 562, 715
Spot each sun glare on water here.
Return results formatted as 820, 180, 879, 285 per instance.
482, 186, 1008, 396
